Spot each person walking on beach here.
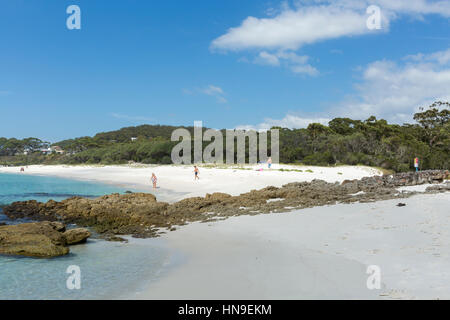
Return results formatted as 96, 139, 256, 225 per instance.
194, 166, 200, 180
267, 157, 272, 169
151, 173, 158, 189
414, 157, 420, 172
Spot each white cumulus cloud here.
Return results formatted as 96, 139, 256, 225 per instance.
183, 85, 228, 104
238, 47, 450, 128
335, 52, 450, 123
202, 85, 225, 96
211, 0, 450, 75
253, 50, 318, 75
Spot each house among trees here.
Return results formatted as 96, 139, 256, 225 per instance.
40, 146, 65, 155
40, 147, 52, 155
50, 146, 65, 154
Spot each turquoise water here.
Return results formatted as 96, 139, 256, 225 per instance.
0, 173, 177, 300
0, 173, 128, 205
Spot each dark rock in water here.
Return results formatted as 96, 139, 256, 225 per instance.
0, 222, 69, 257
0, 221, 91, 258
125, 191, 133, 194
106, 236, 128, 243
50, 221, 66, 232
63, 228, 91, 245
3, 193, 167, 238
397, 203, 407, 207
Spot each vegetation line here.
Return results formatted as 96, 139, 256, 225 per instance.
1, 102, 448, 172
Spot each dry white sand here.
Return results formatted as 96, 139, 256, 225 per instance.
0, 164, 382, 202
137, 192, 450, 300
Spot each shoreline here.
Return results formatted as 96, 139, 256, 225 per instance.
0, 164, 383, 203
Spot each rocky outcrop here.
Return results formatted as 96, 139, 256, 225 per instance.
426, 183, 450, 192
3, 193, 167, 238
2, 170, 449, 240
342, 170, 449, 190
63, 228, 91, 245
0, 222, 91, 258
371, 170, 449, 187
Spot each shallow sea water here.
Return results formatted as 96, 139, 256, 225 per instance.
0, 173, 178, 299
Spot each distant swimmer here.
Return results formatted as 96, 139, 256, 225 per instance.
151, 173, 158, 189
194, 166, 200, 180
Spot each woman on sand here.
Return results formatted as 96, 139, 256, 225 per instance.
267, 157, 272, 169
151, 173, 157, 189
194, 166, 199, 180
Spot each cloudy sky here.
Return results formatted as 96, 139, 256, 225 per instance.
0, 0, 449, 140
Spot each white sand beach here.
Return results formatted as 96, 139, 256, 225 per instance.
138, 192, 450, 300
0, 164, 382, 202
1, 164, 448, 299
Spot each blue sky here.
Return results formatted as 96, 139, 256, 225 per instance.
0, 0, 449, 142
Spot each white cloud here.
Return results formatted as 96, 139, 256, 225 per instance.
239, 47, 450, 128
374, 0, 450, 17
291, 64, 319, 76
184, 85, 228, 104
202, 85, 227, 103
405, 48, 450, 65
237, 114, 331, 131
211, 0, 450, 75
211, 5, 374, 52
253, 50, 318, 75
428, 50, 450, 65
202, 85, 224, 96
335, 53, 450, 123
255, 51, 281, 66
216, 96, 228, 104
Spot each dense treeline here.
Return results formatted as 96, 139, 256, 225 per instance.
56, 125, 195, 153
0, 137, 49, 156
1, 102, 449, 172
